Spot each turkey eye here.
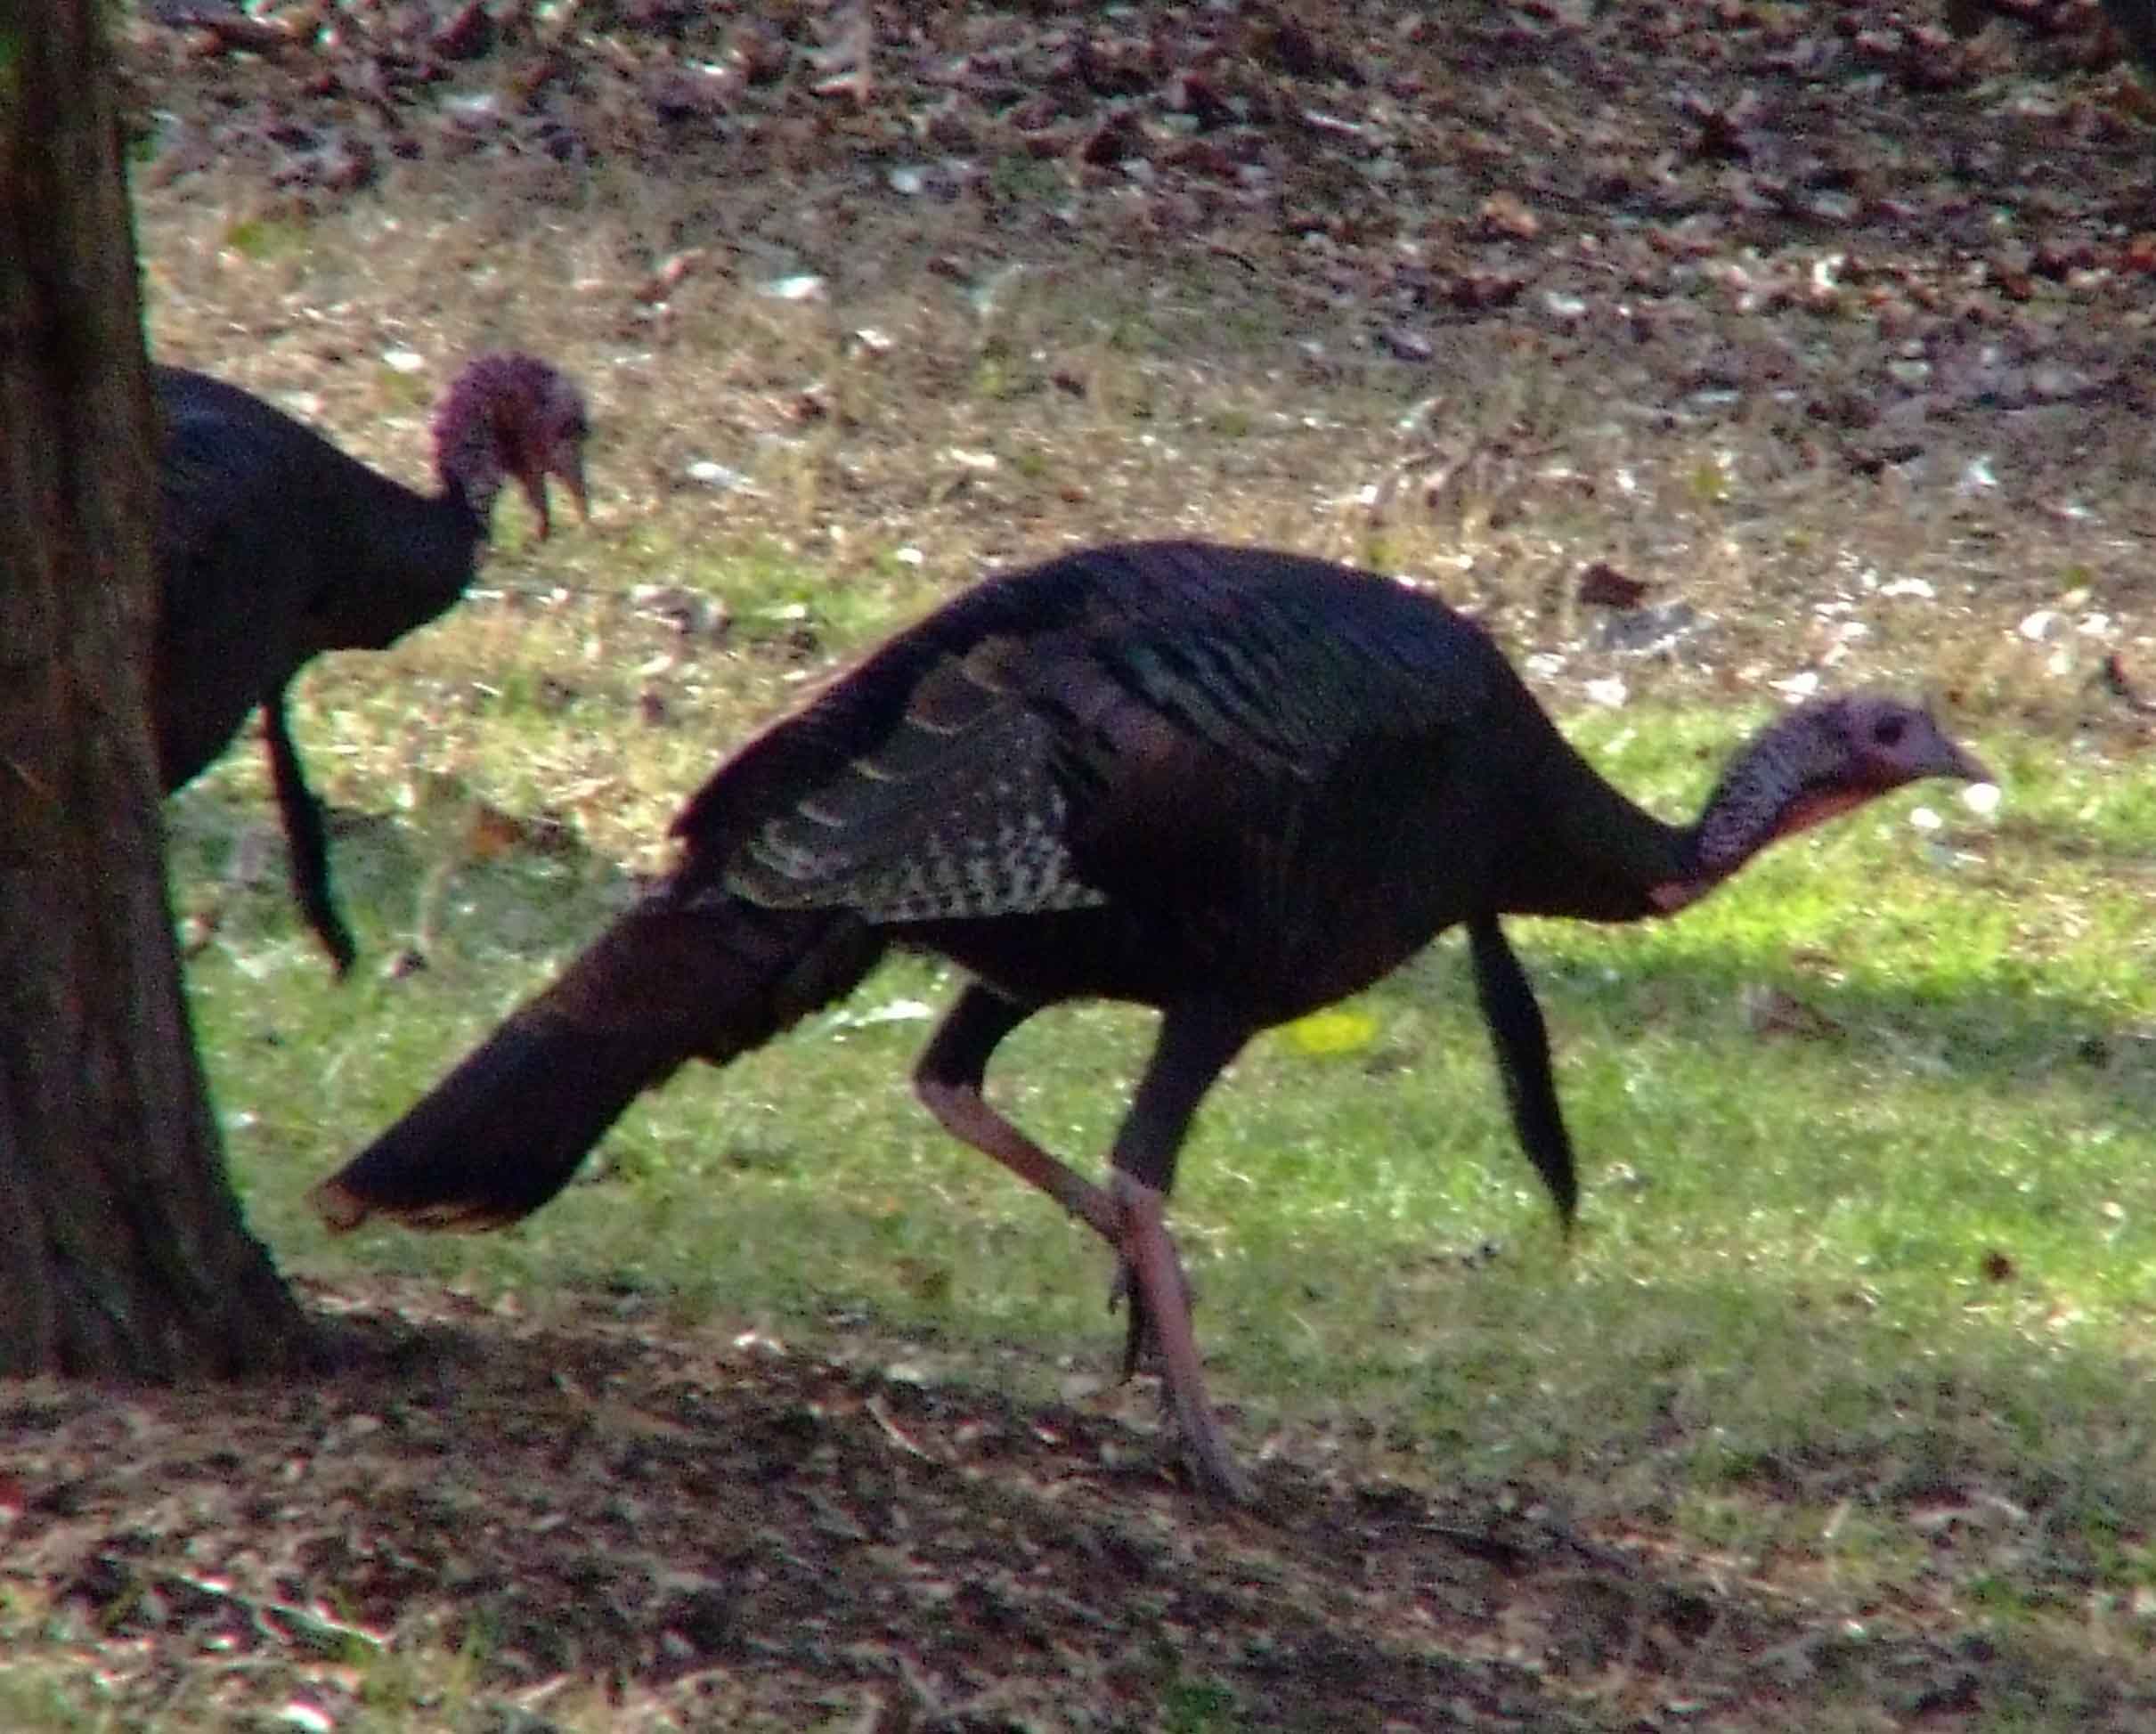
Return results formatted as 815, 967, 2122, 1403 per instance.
1872, 715, 1907, 747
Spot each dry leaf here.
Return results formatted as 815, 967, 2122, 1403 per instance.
1744, 985, 1845, 1043
1576, 560, 1648, 609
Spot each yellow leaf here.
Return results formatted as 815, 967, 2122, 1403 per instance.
465, 800, 528, 861
1281, 1008, 1379, 1056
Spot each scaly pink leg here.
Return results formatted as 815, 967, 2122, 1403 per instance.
914, 988, 1257, 1500
915, 1077, 1123, 1244
1111, 1173, 1249, 1502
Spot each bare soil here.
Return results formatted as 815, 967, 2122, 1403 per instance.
15, 3, 2156, 1727
2, 1279, 2080, 1732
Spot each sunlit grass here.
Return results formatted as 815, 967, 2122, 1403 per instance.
124, 142, 2156, 1728
173, 592, 2156, 1633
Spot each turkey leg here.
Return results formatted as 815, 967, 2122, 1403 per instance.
913, 986, 1123, 1243
1104, 1003, 1254, 1500
914, 986, 1256, 1498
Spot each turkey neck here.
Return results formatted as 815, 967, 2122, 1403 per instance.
303, 454, 487, 654
1495, 700, 1873, 923
1486, 699, 1695, 924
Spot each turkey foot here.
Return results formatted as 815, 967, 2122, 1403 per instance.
1112, 1173, 1249, 1502
309, 541, 1990, 1516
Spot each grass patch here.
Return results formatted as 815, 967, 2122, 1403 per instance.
148, 679, 2156, 1725
82, 11, 2156, 1714
185, 660, 2156, 1570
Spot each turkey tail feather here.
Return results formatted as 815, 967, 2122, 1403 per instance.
311, 898, 883, 1233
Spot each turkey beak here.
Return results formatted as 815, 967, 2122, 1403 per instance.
1944, 740, 1994, 785
1922, 720, 1992, 786
522, 447, 588, 541
1894, 707, 1992, 788
515, 465, 554, 541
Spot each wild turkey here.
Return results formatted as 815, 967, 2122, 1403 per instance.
155, 354, 590, 974
311, 540, 1989, 1497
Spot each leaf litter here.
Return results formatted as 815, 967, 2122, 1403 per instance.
6, 1278, 2130, 1731
58, 0, 2156, 1725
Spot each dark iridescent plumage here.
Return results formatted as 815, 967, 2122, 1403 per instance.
155, 354, 589, 973
313, 540, 1988, 1498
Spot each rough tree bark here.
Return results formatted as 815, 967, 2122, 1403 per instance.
0, 0, 310, 1374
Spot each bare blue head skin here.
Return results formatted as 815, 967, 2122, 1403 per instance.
1650, 693, 1994, 914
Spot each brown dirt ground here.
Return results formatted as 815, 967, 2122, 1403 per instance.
16, 2, 2156, 1728
120, 0, 2156, 748
0, 1279, 2050, 1732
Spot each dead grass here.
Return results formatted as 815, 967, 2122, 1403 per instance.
142, 159, 2156, 888
22, 4, 2156, 1728
8, 1279, 2143, 1734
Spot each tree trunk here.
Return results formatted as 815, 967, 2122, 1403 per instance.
2100, 0, 2156, 82
0, 0, 311, 1374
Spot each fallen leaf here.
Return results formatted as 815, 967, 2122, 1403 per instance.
2102, 651, 2156, 714
1282, 1007, 1379, 1055
1479, 191, 1540, 240
1576, 560, 1648, 609
1744, 985, 1845, 1042
464, 801, 530, 861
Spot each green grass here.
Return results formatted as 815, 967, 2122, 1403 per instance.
172, 572, 2156, 1632
87, 7, 2156, 1721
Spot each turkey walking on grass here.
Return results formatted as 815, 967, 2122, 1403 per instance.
312, 540, 1989, 1498
155, 353, 590, 974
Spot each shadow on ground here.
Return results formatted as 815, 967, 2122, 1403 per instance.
4, 1279, 2131, 1732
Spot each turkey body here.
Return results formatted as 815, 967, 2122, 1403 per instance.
316, 539, 1988, 1499
154, 358, 587, 973
700, 542, 1661, 1007
155, 367, 480, 781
